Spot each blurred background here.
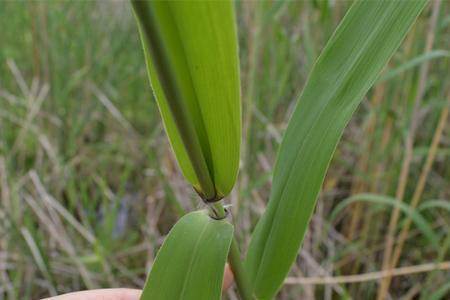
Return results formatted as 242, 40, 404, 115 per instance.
0, 1, 449, 299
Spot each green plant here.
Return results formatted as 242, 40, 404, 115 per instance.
131, 0, 428, 299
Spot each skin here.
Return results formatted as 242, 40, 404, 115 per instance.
41, 289, 142, 300
43, 265, 234, 299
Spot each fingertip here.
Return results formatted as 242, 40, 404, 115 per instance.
118, 288, 142, 300
41, 288, 142, 300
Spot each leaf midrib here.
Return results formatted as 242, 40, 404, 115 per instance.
179, 220, 210, 299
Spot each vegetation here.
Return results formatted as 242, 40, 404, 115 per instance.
0, 1, 449, 299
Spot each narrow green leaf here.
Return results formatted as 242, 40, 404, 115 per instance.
245, 1, 428, 299
140, 211, 233, 300
419, 199, 450, 213
132, 1, 241, 200
378, 49, 450, 82
329, 193, 439, 249
427, 282, 450, 300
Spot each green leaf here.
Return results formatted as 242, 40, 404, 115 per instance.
329, 193, 439, 249
132, 1, 241, 201
378, 49, 450, 82
419, 199, 450, 213
140, 211, 233, 300
427, 282, 450, 300
245, 1, 428, 299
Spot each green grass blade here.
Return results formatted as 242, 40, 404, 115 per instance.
245, 1, 428, 299
419, 199, 450, 212
329, 193, 439, 249
427, 282, 450, 300
378, 49, 450, 82
132, 1, 241, 200
140, 211, 233, 300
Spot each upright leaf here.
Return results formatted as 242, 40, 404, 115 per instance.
245, 1, 428, 299
141, 211, 233, 300
132, 1, 241, 201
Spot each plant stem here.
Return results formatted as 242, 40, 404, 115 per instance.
228, 237, 254, 300
208, 201, 253, 299
210, 202, 227, 219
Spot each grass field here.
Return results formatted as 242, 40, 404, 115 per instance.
1, 1, 449, 299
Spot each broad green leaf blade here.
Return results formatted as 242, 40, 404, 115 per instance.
141, 211, 233, 300
245, 1, 428, 299
132, 1, 241, 200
